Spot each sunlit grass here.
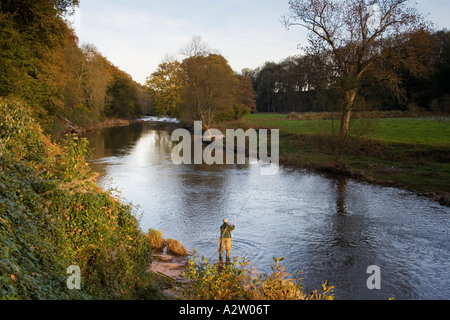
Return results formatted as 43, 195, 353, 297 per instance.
245, 115, 450, 147
363, 118, 450, 147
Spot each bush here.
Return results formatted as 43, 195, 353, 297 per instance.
147, 228, 165, 252
0, 98, 49, 162
147, 229, 188, 256
165, 239, 188, 257
180, 252, 334, 300
181, 252, 250, 300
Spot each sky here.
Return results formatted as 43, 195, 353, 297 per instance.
69, 0, 450, 85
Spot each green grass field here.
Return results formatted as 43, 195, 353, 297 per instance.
244, 114, 450, 147
362, 118, 450, 147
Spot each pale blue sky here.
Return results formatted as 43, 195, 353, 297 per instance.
70, 0, 450, 84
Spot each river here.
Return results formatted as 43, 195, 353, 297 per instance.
83, 118, 450, 300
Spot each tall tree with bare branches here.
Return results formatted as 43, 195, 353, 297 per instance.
283, 0, 430, 136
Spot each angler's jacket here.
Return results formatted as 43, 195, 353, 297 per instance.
220, 223, 235, 239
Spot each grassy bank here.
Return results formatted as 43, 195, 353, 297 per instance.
241, 113, 450, 205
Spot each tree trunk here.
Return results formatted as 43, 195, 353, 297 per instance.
340, 89, 357, 137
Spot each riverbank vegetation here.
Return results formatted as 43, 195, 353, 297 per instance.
0, 0, 164, 299
147, 228, 189, 257
180, 253, 334, 300
0, 98, 166, 299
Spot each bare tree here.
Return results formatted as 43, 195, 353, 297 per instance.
180, 35, 219, 58
283, 0, 429, 136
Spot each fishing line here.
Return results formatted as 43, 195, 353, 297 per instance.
233, 189, 254, 223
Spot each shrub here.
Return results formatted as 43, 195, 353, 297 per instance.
0, 97, 49, 162
181, 252, 250, 300
180, 253, 334, 300
165, 239, 188, 257
147, 228, 165, 252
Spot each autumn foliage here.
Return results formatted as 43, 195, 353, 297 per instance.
0, 1, 148, 134
145, 38, 256, 128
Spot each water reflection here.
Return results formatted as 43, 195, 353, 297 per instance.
336, 178, 347, 216
83, 122, 450, 300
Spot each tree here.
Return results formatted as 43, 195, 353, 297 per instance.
81, 44, 111, 120
106, 69, 142, 119
398, 29, 450, 112
63, 40, 111, 126
253, 62, 279, 113
235, 75, 257, 117
147, 38, 256, 125
63, 34, 88, 122
145, 58, 183, 118
0, 11, 25, 97
431, 30, 450, 112
180, 54, 237, 128
0, 0, 79, 131
248, 54, 331, 113
1, 0, 151, 133
180, 35, 218, 58
283, 0, 429, 136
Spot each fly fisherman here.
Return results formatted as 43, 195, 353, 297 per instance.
219, 218, 235, 263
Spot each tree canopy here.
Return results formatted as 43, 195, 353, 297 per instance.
145, 38, 256, 127
145, 59, 183, 118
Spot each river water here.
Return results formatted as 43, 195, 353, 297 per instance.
83, 119, 450, 300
